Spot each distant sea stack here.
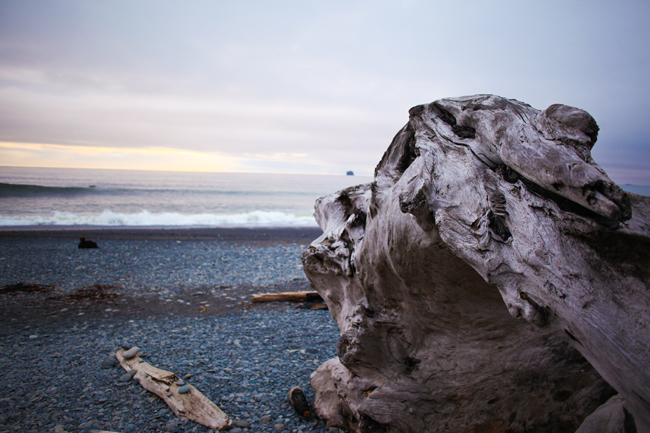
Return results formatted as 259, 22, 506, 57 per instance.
346, 171, 354, 176
302, 95, 650, 432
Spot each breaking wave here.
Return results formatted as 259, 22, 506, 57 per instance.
0, 182, 90, 196
0, 209, 318, 227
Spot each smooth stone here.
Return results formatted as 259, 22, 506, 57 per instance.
101, 357, 118, 368
29, 334, 38, 339
119, 373, 133, 382
167, 392, 172, 397
274, 423, 285, 430
184, 373, 193, 379
175, 380, 185, 386
178, 385, 190, 394
234, 420, 251, 428
259, 415, 272, 424
121, 342, 132, 350
127, 369, 137, 378
230, 429, 242, 433
122, 347, 139, 359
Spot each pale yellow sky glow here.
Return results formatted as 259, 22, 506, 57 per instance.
0, 141, 325, 174
0, 141, 238, 172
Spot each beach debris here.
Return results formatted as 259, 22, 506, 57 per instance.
78, 236, 99, 248
0, 282, 55, 294
38, 310, 59, 317
252, 290, 327, 310
115, 349, 232, 430
288, 386, 311, 418
49, 284, 120, 302
251, 291, 323, 303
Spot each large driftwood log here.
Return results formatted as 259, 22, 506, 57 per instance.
115, 349, 232, 431
302, 95, 650, 432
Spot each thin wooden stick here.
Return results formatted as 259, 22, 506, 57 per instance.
251, 291, 323, 303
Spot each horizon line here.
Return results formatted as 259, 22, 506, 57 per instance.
0, 164, 372, 177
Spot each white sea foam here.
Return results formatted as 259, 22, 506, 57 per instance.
0, 209, 318, 227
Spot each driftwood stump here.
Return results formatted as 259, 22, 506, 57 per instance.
302, 95, 650, 432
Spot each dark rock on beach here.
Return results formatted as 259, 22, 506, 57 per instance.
78, 236, 99, 249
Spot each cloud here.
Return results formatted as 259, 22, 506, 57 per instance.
0, 85, 395, 173
0, 0, 648, 182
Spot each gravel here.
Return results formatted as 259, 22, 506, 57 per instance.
0, 237, 308, 295
0, 235, 344, 433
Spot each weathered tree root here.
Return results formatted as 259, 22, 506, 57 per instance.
303, 95, 650, 433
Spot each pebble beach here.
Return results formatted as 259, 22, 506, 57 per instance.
0, 227, 343, 433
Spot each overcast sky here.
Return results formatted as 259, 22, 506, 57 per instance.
1, 1, 649, 183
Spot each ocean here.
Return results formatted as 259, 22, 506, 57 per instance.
0, 166, 372, 227
1, 166, 646, 228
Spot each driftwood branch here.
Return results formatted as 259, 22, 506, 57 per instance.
251, 291, 322, 303
115, 349, 232, 431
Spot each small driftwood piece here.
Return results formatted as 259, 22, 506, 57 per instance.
251, 291, 323, 303
115, 349, 232, 431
